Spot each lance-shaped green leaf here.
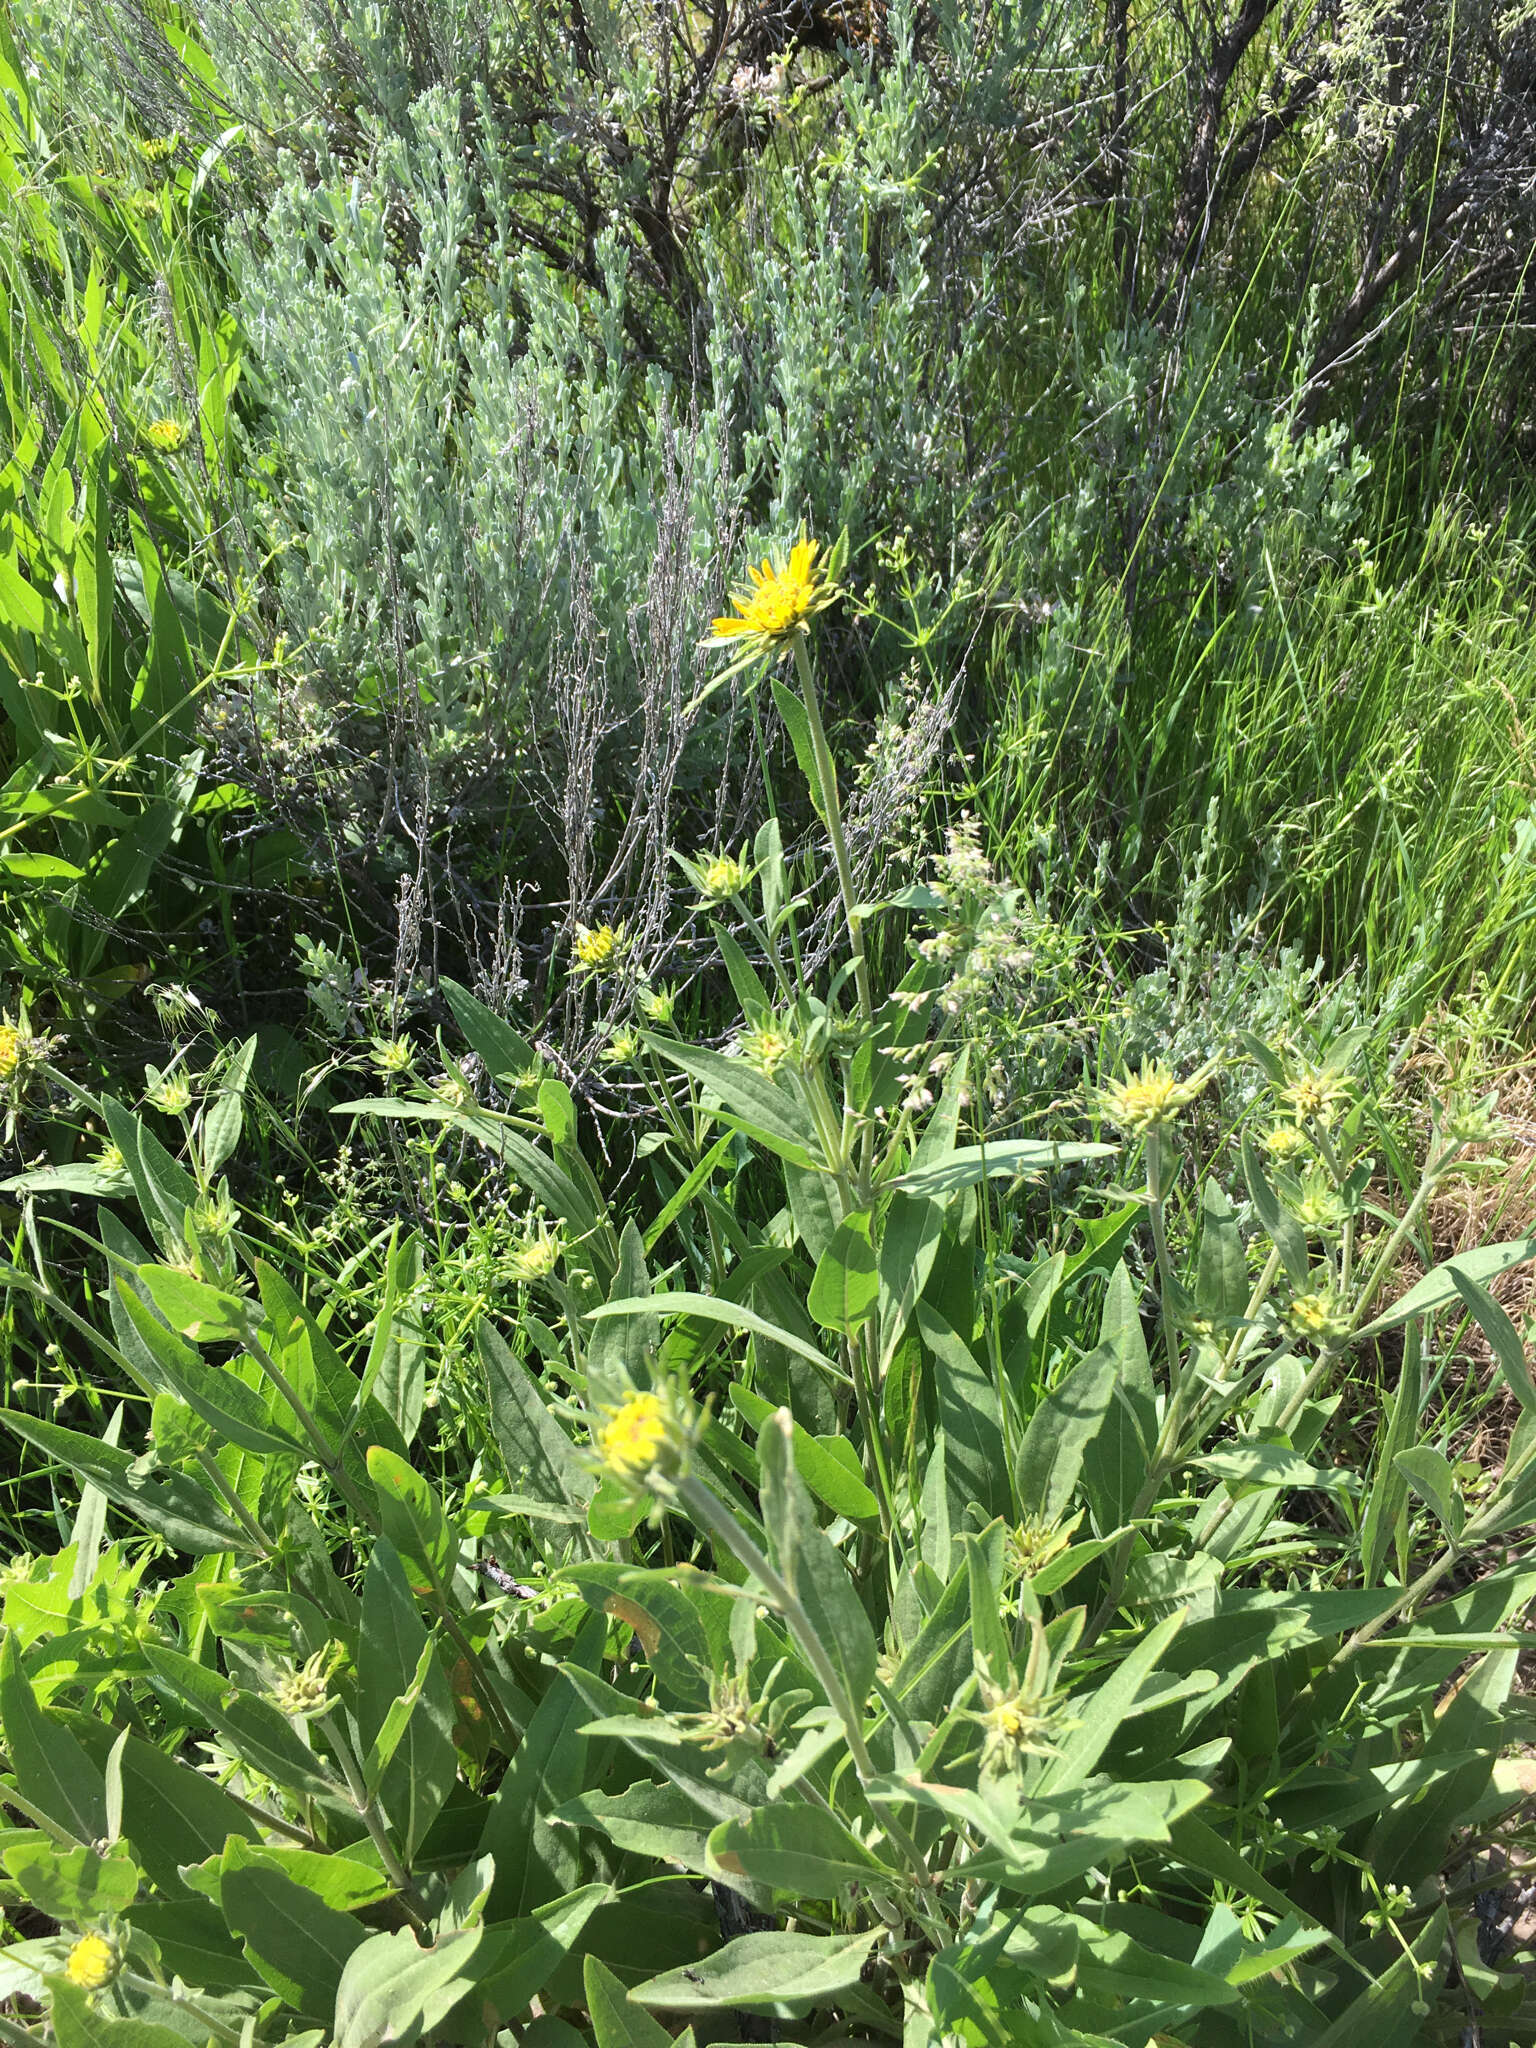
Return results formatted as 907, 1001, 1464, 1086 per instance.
455, 1884, 611, 2029
117, 1284, 302, 1457
1451, 1266, 1536, 1416
479, 1321, 594, 1514
728, 1385, 878, 1524
892, 1138, 1115, 1199
708, 1802, 893, 1896
201, 1033, 256, 1176
358, 1538, 455, 1859
367, 1444, 453, 1588
143, 1644, 340, 1805
633, 1930, 879, 2011
0, 1636, 106, 1845
1241, 1136, 1310, 1288
218, 1837, 369, 2017
0, 1409, 248, 1555
1393, 1446, 1464, 1541
589, 1293, 835, 1377
1358, 1236, 1536, 1337
47, 1979, 191, 2048
440, 976, 540, 1087
640, 1036, 823, 1168
2, 1839, 139, 1919
334, 1926, 485, 2048
758, 1408, 878, 1722
1015, 1340, 1120, 1526
585, 1954, 674, 2048
807, 1210, 878, 1333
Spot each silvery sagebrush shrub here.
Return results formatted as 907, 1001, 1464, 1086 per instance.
4, 545, 1536, 2044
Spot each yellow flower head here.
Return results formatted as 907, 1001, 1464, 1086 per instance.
602, 1028, 641, 1066
1288, 1287, 1346, 1342
709, 536, 838, 657
510, 1228, 563, 1282
1263, 1124, 1311, 1162
733, 1022, 795, 1077
637, 983, 677, 1026
144, 417, 188, 453
0, 1023, 23, 1081
598, 1391, 671, 1480
1098, 1058, 1211, 1137
698, 853, 749, 901
1290, 1169, 1344, 1235
1281, 1066, 1354, 1125
146, 1072, 193, 1116
65, 1933, 118, 1991
573, 923, 626, 975
371, 1035, 414, 1077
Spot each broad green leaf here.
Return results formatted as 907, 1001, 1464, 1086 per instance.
708, 1802, 892, 1895
1369, 1646, 1517, 1882
1196, 1180, 1247, 1321
478, 1321, 594, 1514
117, 1285, 302, 1457
1306, 1907, 1447, 2048
101, 1726, 259, 1896
235, 1845, 394, 1914
99, 1095, 200, 1245
728, 1385, 879, 1523
479, 1616, 606, 1917
892, 1139, 1116, 1199
0, 1633, 106, 1844
333, 1925, 484, 2048
358, 1540, 455, 1862
1451, 1267, 1536, 1415
807, 1210, 878, 1332
0, 1408, 248, 1554
563, 1563, 723, 1708
917, 1299, 1007, 1525
465, 1884, 611, 2028
2, 1838, 138, 1919
1359, 1237, 1536, 1337
47, 1980, 190, 2048
1041, 1610, 1186, 1793
633, 1930, 878, 2011
202, 1034, 256, 1175
758, 1408, 877, 1720
1015, 1340, 1120, 1527
1241, 1136, 1309, 1288
368, 1234, 427, 1447
1081, 1262, 1156, 1531
641, 1036, 823, 1168
553, 1780, 714, 1869
440, 976, 539, 1087
123, 1899, 255, 1993
220, 1836, 368, 2016
1198, 1443, 1360, 1494
143, 1644, 339, 1805
585, 1953, 673, 2048
1393, 1446, 1463, 1541
367, 1444, 453, 1588
1362, 1323, 1421, 1588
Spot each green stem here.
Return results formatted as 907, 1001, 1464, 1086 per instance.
791, 635, 874, 1029
193, 1447, 275, 1553
239, 1320, 374, 1525
316, 1713, 430, 1924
